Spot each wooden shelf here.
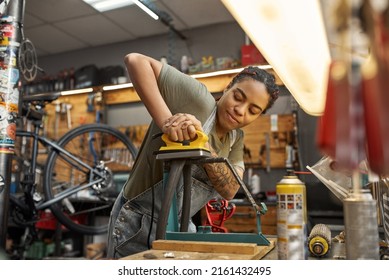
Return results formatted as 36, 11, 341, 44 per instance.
39, 66, 291, 169
103, 66, 283, 105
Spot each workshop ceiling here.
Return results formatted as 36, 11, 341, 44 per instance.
23, 0, 236, 57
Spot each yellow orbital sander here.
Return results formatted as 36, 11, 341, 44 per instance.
156, 131, 211, 160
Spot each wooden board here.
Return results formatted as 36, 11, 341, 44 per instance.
121, 238, 276, 260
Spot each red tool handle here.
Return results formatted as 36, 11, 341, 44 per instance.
205, 199, 236, 233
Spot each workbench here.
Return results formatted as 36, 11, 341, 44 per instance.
121, 238, 276, 260
118, 233, 353, 260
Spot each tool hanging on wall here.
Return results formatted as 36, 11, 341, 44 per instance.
264, 132, 271, 173
86, 91, 105, 165
94, 91, 103, 123
54, 100, 61, 139
66, 103, 72, 129
86, 94, 95, 113
243, 145, 252, 163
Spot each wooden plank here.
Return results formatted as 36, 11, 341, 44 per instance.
121, 238, 276, 260
122, 250, 257, 260
196, 74, 235, 92
152, 240, 258, 255
104, 87, 140, 105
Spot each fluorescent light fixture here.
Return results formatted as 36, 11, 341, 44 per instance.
83, 0, 159, 20
190, 65, 272, 79
103, 83, 133, 91
132, 0, 159, 20
222, 0, 331, 116
61, 88, 94, 96
83, 0, 134, 12
102, 65, 273, 91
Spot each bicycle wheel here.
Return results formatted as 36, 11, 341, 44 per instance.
43, 123, 138, 235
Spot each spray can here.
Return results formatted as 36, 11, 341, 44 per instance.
276, 170, 307, 259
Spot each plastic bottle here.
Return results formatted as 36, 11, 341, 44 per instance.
250, 174, 260, 194
180, 55, 189, 73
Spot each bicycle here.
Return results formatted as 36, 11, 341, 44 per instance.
8, 91, 137, 258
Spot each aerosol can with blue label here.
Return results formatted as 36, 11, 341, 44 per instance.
276, 170, 307, 259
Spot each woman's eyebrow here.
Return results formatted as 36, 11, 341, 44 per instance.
236, 87, 263, 112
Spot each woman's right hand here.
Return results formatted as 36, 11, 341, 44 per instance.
162, 113, 203, 142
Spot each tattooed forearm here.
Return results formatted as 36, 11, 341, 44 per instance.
203, 162, 240, 200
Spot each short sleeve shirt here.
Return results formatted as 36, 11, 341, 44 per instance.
124, 63, 244, 200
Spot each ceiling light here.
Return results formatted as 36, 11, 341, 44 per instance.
102, 65, 273, 91
103, 83, 133, 91
132, 0, 159, 20
83, 0, 159, 20
83, 0, 135, 12
222, 0, 331, 116
61, 88, 94, 96
190, 65, 272, 79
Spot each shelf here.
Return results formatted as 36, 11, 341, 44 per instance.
102, 65, 282, 105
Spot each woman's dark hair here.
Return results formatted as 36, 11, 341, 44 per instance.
226, 66, 279, 114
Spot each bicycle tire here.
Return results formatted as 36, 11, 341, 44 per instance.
43, 123, 138, 235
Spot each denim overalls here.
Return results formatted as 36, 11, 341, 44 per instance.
106, 108, 219, 259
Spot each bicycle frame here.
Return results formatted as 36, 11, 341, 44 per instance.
14, 124, 106, 212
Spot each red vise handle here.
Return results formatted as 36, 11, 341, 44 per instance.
204, 199, 236, 233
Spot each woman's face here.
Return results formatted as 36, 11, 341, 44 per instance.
216, 78, 270, 136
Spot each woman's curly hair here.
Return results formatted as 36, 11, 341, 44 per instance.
226, 66, 279, 114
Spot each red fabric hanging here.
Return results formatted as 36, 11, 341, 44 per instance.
361, 58, 389, 176
361, 4, 389, 176
317, 61, 355, 170
316, 61, 341, 160
317, 1, 389, 176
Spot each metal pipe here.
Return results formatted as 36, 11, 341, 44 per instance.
0, 0, 25, 251
155, 160, 185, 240
180, 164, 192, 232
0, 153, 12, 250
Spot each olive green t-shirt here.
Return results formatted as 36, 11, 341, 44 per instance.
123, 63, 244, 200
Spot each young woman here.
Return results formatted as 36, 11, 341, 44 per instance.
106, 53, 279, 258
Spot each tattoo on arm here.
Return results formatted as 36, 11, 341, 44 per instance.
203, 162, 240, 200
